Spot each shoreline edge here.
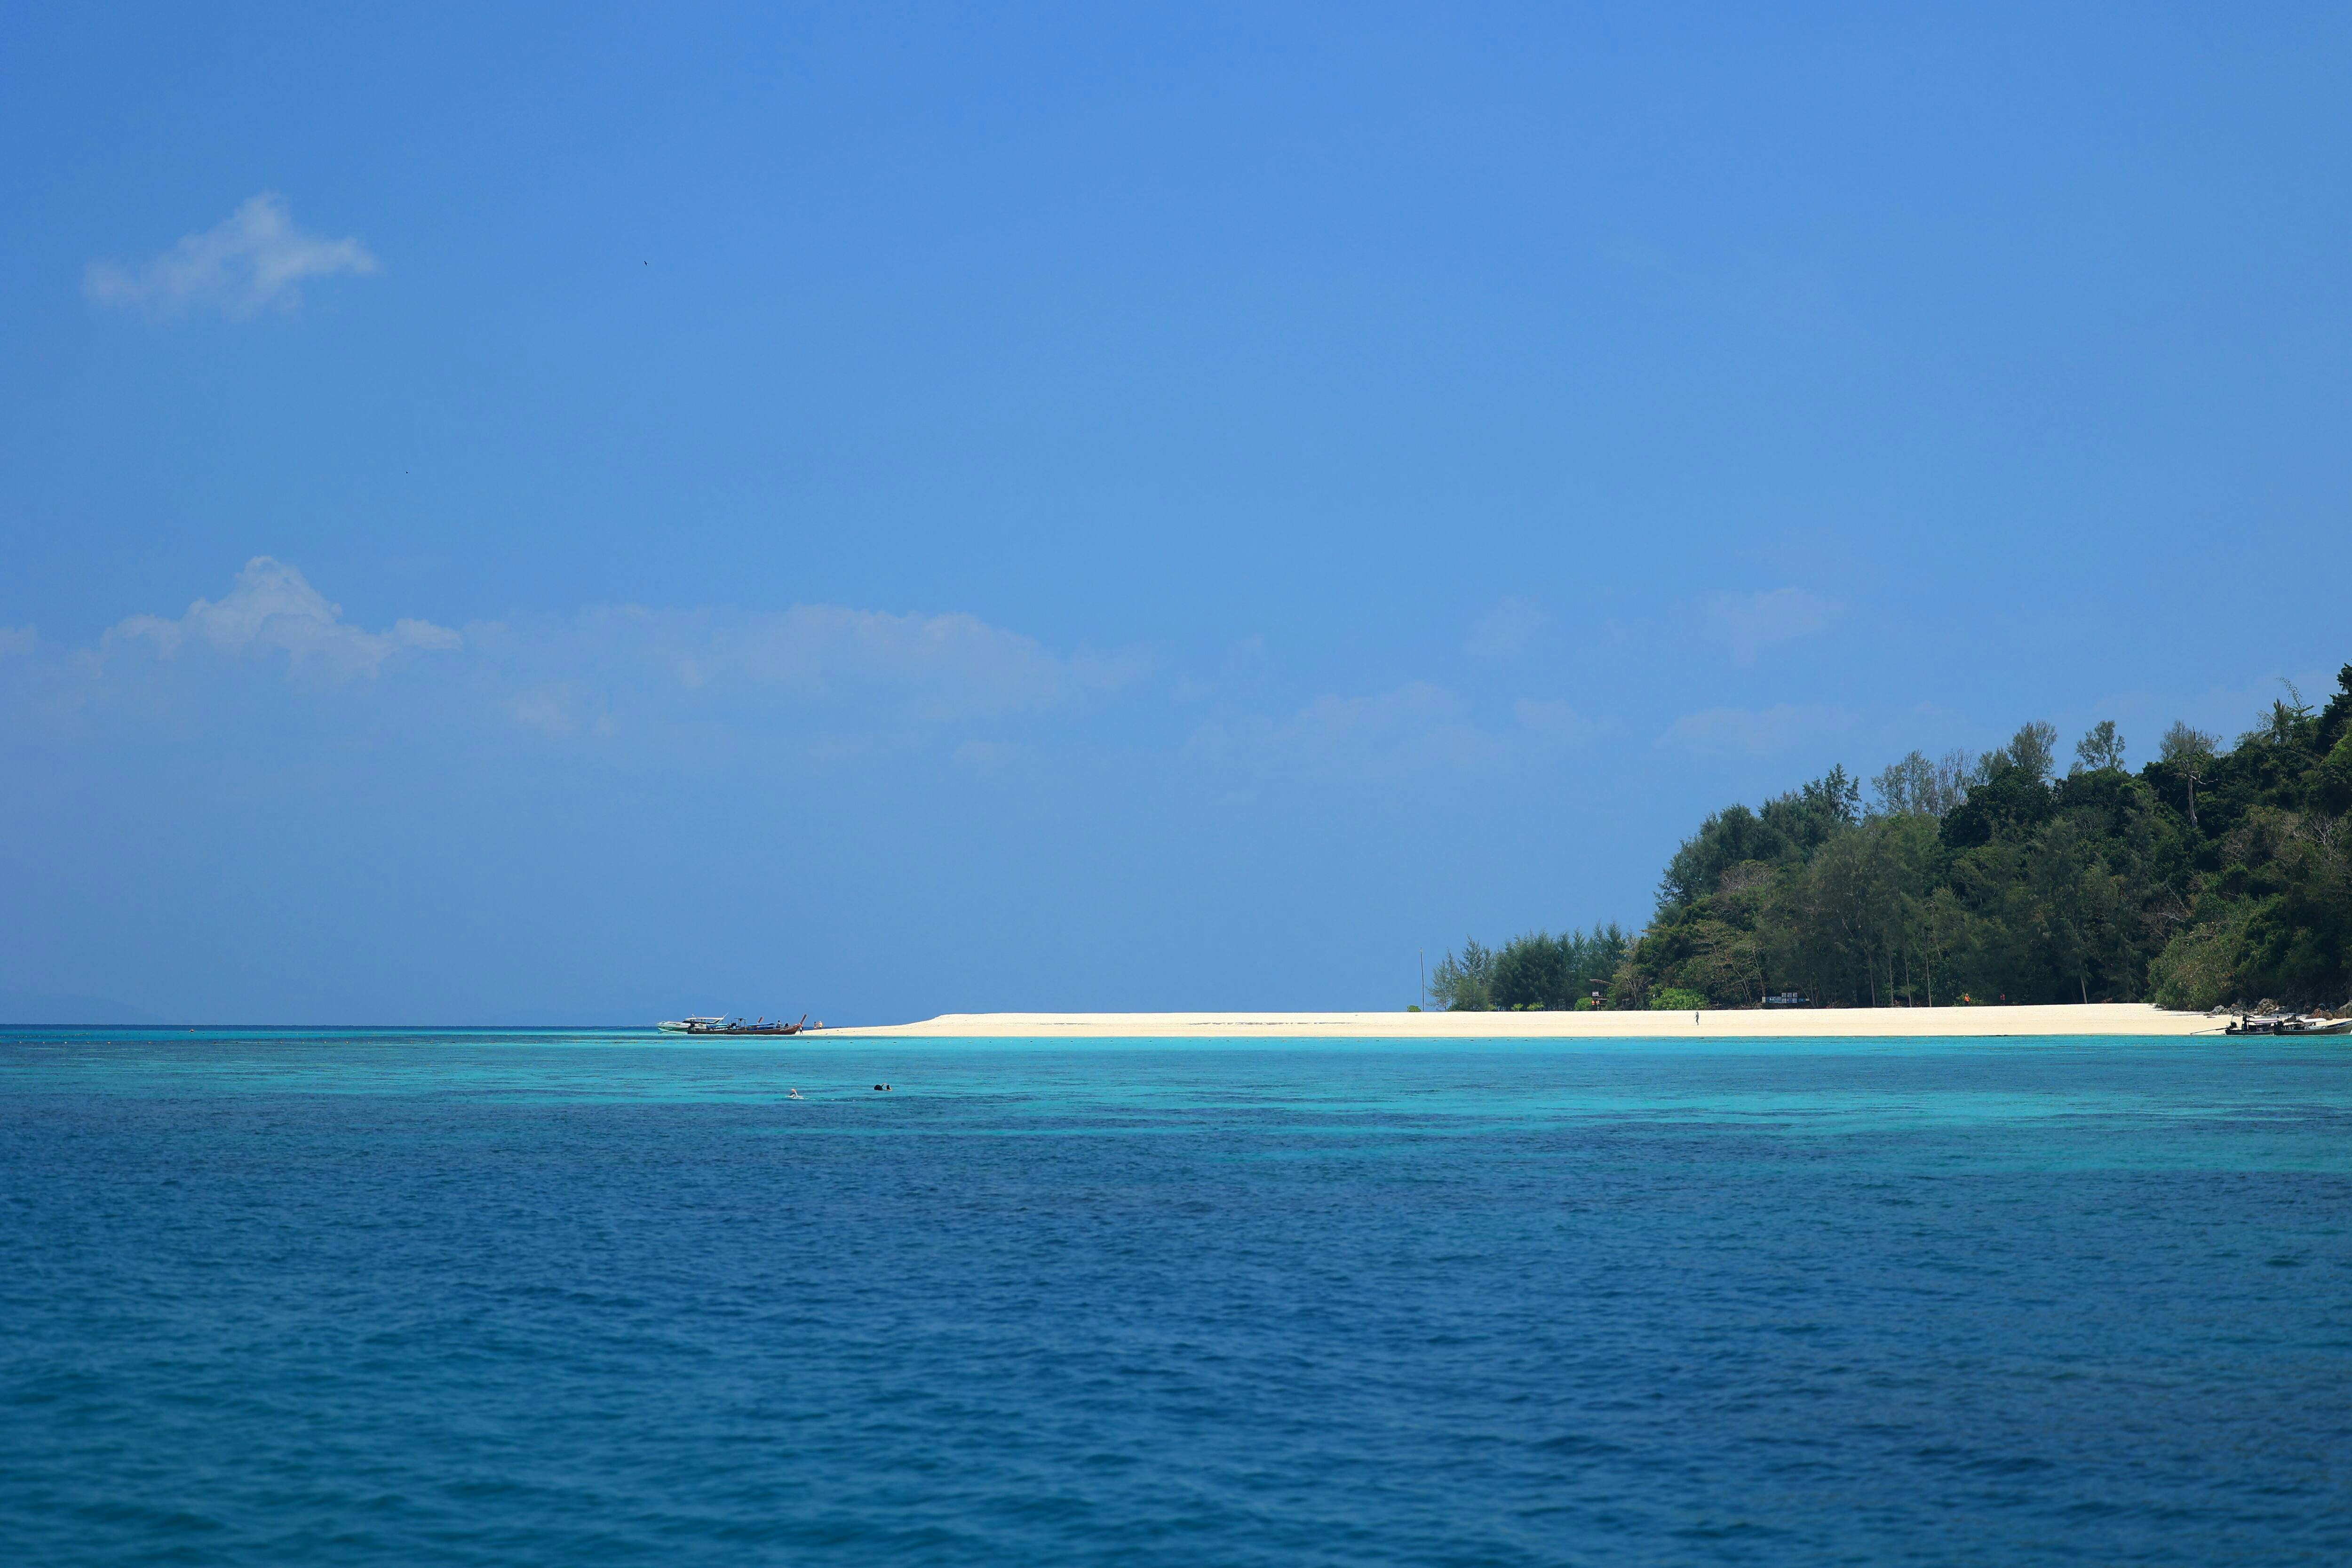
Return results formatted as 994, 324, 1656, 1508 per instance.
817, 1003, 2237, 1040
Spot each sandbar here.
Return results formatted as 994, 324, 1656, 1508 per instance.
817, 1003, 2231, 1040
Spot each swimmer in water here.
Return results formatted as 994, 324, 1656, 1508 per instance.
788, 1087, 803, 1099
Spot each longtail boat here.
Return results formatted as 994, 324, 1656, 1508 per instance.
2223, 1012, 2352, 1036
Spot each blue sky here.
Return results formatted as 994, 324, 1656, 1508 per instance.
6, 2, 2350, 1023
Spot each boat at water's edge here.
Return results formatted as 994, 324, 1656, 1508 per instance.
2223, 1012, 2352, 1036
656, 1014, 813, 1035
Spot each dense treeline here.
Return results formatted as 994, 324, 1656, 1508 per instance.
1431, 665, 2352, 1012
1427, 925, 1630, 1011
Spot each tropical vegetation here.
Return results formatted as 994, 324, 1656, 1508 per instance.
1429, 666, 2352, 1012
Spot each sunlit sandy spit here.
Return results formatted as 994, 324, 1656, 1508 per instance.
816, 1003, 2222, 1039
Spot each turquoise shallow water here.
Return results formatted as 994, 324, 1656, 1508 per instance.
2, 1029, 2348, 1565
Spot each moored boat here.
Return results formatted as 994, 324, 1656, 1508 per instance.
2223, 1012, 2352, 1036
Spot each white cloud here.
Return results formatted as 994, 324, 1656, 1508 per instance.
1701, 587, 1837, 662
713, 605, 1136, 717
1662, 702, 1855, 757
1512, 698, 1596, 743
58, 558, 1139, 756
519, 602, 1142, 730
1190, 684, 1605, 781
510, 683, 616, 738
84, 194, 379, 317
106, 557, 460, 677
1466, 596, 1551, 660
0, 626, 35, 658
1190, 681, 1502, 778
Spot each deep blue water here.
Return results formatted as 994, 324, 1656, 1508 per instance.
3, 1030, 2349, 1566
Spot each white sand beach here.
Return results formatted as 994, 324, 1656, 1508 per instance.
818, 1003, 2229, 1039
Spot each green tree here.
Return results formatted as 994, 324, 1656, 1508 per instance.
1489, 933, 1567, 1010
2008, 721, 2059, 784
2159, 722, 2217, 831
1427, 939, 1495, 1010
1872, 749, 1972, 818
2073, 720, 2125, 773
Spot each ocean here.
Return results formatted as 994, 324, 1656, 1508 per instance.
2, 1028, 2346, 1565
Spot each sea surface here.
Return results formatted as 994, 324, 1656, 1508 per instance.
2, 1029, 2348, 1566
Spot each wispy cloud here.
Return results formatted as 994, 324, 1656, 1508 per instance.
1512, 698, 1596, 744
1191, 681, 1491, 778
79, 558, 1143, 746
701, 605, 1136, 718
1700, 586, 1837, 662
499, 603, 1145, 733
105, 557, 460, 677
1466, 595, 1551, 660
1662, 702, 1854, 757
84, 194, 379, 317
509, 682, 612, 739
1191, 683, 1596, 780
